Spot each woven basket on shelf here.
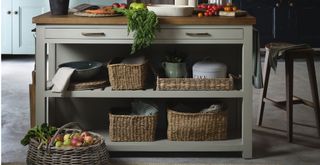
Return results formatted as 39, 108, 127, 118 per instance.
26, 122, 109, 165
167, 109, 228, 141
107, 59, 148, 90
109, 112, 157, 142
156, 75, 234, 91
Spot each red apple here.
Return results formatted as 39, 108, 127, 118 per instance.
76, 141, 82, 147
84, 135, 93, 145
119, 3, 127, 9
112, 3, 120, 8
80, 131, 91, 138
71, 138, 79, 146
55, 134, 63, 142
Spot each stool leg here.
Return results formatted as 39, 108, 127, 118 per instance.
257, 52, 271, 126
306, 56, 320, 137
285, 56, 294, 142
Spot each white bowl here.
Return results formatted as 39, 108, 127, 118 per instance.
147, 4, 194, 17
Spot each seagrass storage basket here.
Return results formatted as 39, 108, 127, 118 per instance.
109, 112, 157, 142
107, 58, 148, 90
167, 109, 228, 141
156, 75, 234, 91
26, 122, 109, 165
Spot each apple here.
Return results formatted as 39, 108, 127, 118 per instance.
63, 139, 71, 146
76, 142, 82, 147
119, 3, 127, 9
71, 138, 80, 146
112, 3, 120, 8
84, 135, 93, 145
63, 133, 71, 141
55, 141, 63, 147
80, 131, 91, 138
129, 2, 145, 10
55, 134, 63, 142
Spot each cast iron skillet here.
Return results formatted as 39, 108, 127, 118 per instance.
58, 61, 104, 81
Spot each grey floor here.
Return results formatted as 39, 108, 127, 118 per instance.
1, 55, 320, 165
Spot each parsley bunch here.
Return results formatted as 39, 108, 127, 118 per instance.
116, 8, 159, 54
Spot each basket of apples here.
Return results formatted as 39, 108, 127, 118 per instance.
25, 122, 109, 165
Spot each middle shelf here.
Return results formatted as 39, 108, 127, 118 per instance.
45, 87, 244, 98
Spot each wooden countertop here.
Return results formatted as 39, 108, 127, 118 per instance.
33, 12, 256, 25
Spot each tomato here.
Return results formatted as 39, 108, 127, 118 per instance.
224, 6, 232, 12
208, 11, 213, 16
198, 4, 205, 9
212, 6, 217, 11
204, 12, 209, 16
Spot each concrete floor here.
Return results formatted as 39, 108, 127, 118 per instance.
1, 55, 320, 164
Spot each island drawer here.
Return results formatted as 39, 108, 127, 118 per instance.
45, 28, 132, 39
156, 28, 243, 40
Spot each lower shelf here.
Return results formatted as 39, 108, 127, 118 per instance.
97, 131, 244, 152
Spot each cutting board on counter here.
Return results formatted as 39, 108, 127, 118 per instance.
219, 10, 247, 17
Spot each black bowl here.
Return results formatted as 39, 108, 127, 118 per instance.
58, 61, 104, 81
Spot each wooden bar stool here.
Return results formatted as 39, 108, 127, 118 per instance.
257, 44, 320, 142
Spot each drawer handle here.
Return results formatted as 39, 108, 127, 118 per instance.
81, 32, 106, 37
185, 32, 211, 37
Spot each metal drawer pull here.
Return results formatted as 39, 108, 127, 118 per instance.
81, 32, 106, 37
186, 32, 211, 37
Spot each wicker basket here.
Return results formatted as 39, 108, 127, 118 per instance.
109, 112, 157, 142
107, 58, 148, 90
26, 122, 109, 165
156, 75, 234, 91
167, 109, 227, 141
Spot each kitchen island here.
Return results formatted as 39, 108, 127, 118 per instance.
33, 13, 255, 158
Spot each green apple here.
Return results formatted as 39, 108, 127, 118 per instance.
63, 139, 71, 146
55, 141, 63, 147
129, 2, 145, 10
63, 133, 71, 141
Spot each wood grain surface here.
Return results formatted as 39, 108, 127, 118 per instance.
33, 12, 256, 25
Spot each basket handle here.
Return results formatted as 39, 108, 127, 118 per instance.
47, 122, 84, 152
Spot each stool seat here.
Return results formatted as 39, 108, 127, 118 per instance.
257, 43, 320, 142
285, 48, 314, 57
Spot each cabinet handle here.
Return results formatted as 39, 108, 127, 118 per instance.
275, 3, 279, 7
7, 11, 12, 15
14, 11, 18, 15
185, 32, 211, 37
81, 32, 106, 37
289, 3, 293, 7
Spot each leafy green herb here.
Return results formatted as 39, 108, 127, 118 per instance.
164, 50, 187, 63
21, 123, 57, 148
115, 8, 159, 54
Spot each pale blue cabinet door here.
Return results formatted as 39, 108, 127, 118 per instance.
2, 0, 125, 55
11, 0, 49, 55
1, 0, 13, 54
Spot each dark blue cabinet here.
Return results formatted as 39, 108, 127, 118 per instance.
239, 0, 320, 47
295, 0, 320, 47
